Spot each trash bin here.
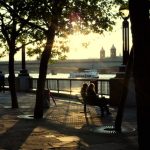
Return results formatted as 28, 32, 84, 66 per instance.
18, 76, 30, 91
17, 69, 30, 91
43, 89, 50, 108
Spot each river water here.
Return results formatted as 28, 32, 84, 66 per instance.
5, 72, 116, 79
29, 73, 116, 79
30, 73, 116, 95
5, 73, 116, 94
4, 73, 116, 95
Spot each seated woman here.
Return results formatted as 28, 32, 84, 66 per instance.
80, 83, 88, 104
86, 83, 111, 117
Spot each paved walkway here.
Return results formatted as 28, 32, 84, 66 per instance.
0, 92, 138, 150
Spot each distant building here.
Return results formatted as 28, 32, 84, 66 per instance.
110, 44, 116, 58
100, 47, 105, 59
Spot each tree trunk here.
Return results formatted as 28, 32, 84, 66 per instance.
34, 34, 54, 119
9, 51, 18, 108
33, 0, 66, 119
129, 0, 150, 149
115, 48, 133, 132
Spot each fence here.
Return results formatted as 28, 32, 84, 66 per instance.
31, 77, 110, 97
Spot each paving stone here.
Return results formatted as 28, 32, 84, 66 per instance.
0, 91, 138, 149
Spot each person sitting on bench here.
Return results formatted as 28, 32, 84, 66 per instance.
80, 83, 88, 104
86, 83, 111, 117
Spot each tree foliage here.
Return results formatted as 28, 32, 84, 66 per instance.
0, 0, 35, 108
0, 0, 123, 60
0, 0, 123, 117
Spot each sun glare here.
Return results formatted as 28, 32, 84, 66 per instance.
66, 30, 122, 59
0, 18, 132, 61
66, 18, 132, 59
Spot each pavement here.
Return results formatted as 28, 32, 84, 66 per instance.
0, 91, 138, 150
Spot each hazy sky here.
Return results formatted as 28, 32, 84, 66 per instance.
66, 18, 132, 59
0, 18, 132, 61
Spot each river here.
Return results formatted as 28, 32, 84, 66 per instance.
29, 73, 116, 79
5, 73, 116, 79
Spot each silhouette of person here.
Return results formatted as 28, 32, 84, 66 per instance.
80, 83, 88, 103
0, 71, 5, 92
86, 83, 111, 117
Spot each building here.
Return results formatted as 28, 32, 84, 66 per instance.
110, 44, 116, 58
100, 47, 105, 59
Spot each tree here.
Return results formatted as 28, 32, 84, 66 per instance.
0, 0, 121, 118
129, 0, 150, 149
0, 0, 33, 108
28, 0, 120, 119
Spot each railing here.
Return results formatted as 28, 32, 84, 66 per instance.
31, 77, 110, 97
4, 76, 110, 98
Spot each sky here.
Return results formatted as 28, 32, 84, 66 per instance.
66, 26, 122, 59
66, 18, 132, 59
0, 18, 132, 61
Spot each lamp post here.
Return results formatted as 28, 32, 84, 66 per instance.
119, 6, 129, 66
19, 42, 29, 76
18, 42, 30, 92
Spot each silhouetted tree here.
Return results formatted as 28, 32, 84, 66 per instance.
0, 0, 122, 118
129, 0, 150, 149
0, 0, 34, 108
30, 0, 121, 119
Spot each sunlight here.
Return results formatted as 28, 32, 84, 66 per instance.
66, 18, 132, 59
66, 31, 122, 59
68, 32, 90, 50
0, 18, 132, 61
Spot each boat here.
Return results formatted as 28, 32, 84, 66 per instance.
69, 69, 99, 78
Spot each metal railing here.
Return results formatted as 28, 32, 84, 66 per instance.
4, 76, 110, 98
31, 77, 110, 97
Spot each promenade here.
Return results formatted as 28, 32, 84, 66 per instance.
0, 91, 138, 150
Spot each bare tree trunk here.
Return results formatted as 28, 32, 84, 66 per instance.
9, 51, 18, 108
33, 0, 66, 119
34, 33, 54, 119
129, 0, 150, 149
115, 48, 133, 132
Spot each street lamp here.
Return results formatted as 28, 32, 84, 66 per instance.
19, 42, 29, 76
119, 5, 130, 66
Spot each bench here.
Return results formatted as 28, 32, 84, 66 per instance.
78, 95, 110, 116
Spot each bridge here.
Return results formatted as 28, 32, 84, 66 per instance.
0, 56, 122, 74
